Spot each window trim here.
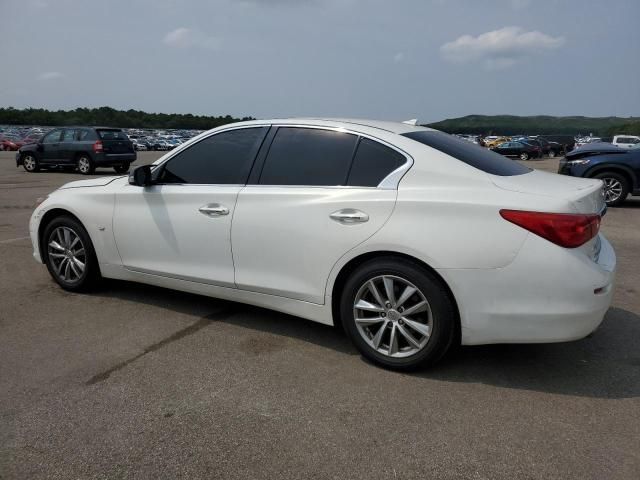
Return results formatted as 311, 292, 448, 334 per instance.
150, 125, 270, 186
149, 123, 413, 189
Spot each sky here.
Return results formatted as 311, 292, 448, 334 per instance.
2, 0, 639, 123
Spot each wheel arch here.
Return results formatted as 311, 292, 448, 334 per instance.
329, 250, 461, 343
38, 208, 85, 261
585, 164, 637, 189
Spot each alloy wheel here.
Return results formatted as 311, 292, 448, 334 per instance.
47, 226, 86, 283
24, 155, 36, 171
353, 275, 432, 358
602, 178, 623, 203
78, 157, 90, 174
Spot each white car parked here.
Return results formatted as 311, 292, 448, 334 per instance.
612, 135, 640, 149
29, 119, 616, 369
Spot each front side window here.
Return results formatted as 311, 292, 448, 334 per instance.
347, 138, 405, 187
259, 127, 357, 186
158, 127, 267, 184
42, 130, 62, 143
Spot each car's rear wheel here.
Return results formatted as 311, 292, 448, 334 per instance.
22, 154, 40, 172
519, 152, 529, 161
114, 163, 130, 174
43, 216, 101, 291
77, 155, 95, 175
340, 257, 457, 370
548, 150, 556, 158
595, 172, 629, 207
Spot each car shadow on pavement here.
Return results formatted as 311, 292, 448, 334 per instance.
97, 281, 639, 399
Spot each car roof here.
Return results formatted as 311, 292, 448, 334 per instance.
230, 117, 435, 135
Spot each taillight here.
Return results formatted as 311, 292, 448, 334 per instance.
93, 140, 103, 153
500, 209, 600, 248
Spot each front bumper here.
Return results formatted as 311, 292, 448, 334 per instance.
441, 233, 616, 345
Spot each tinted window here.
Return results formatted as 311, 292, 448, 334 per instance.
347, 138, 404, 187
62, 129, 77, 142
402, 130, 530, 176
158, 127, 267, 184
97, 129, 128, 140
259, 128, 357, 186
42, 130, 62, 143
78, 129, 93, 141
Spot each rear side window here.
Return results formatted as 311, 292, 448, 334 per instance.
402, 130, 530, 176
158, 127, 267, 184
97, 129, 128, 140
62, 129, 77, 142
347, 138, 405, 187
259, 127, 357, 186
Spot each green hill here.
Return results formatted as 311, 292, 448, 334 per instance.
426, 115, 640, 136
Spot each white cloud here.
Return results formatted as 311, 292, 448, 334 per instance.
393, 52, 405, 63
441, 26, 565, 69
38, 71, 64, 81
163, 27, 220, 50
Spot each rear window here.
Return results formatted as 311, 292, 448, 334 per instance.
402, 130, 530, 176
97, 129, 128, 140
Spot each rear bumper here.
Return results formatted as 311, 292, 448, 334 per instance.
441, 233, 616, 345
94, 152, 137, 166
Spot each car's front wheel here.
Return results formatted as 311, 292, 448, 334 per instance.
595, 172, 629, 207
22, 154, 40, 172
42, 216, 101, 291
77, 155, 95, 175
340, 257, 457, 370
519, 152, 529, 161
114, 163, 130, 174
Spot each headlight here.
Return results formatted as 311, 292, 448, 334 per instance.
566, 159, 590, 166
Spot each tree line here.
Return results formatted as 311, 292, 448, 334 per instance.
426, 114, 640, 137
0, 107, 254, 130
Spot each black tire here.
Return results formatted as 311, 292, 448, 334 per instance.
519, 152, 529, 161
594, 172, 629, 207
42, 215, 101, 292
77, 154, 95, 175
340, 257, 457, 371
22, 154, 40, 172
114, 163, 130, 174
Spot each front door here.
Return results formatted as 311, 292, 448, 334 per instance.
232, 127, 405, 304
39, 129, 64, 163
112, 126, 269, 287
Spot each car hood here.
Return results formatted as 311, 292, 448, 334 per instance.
59, 176, 123, 189
566, 143, 623, 158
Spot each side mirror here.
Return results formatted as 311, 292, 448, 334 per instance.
129, 165, 153, 186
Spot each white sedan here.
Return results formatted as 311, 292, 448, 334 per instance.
29, 119, 616, 370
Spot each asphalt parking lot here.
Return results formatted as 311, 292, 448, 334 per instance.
1, 151, 639, 479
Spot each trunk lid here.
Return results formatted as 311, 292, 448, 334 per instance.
491, 170, 605, 215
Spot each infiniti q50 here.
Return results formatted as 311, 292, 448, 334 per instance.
29, 119, 616, 369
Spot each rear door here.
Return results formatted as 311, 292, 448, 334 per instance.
60, 128, 78, 163
232, 126, 404, 304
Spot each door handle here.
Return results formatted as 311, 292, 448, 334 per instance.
330, 208, 369, 224
199, 203, 229, 217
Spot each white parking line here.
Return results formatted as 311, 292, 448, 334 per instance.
0, 236, 30, 244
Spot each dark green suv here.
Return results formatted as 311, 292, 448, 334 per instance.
16, 127, 137, 175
